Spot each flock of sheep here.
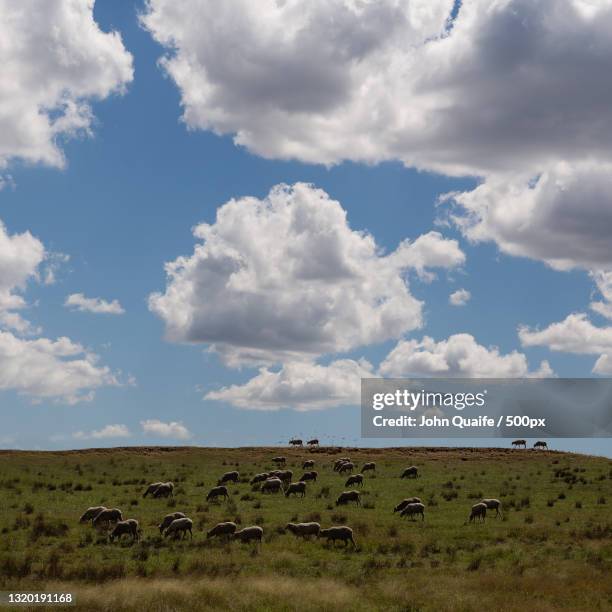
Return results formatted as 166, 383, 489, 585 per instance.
76, 453, 507, 549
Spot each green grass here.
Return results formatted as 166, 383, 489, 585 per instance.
0, 446, 611, 611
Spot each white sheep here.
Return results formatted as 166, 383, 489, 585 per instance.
318, 526, 356, 548
158, 512, 186, 534
164, 517, 193, 539
285, 481, 307, 498
469, 502, 487, 523
79, 506, 106, 523
261, 477, 283, 494
393, 498, 422, 513
399, 502, 425, 521
233, 526, 263, 543
480, 498, 503, 518
207, 521, 238, 539
285, 522, 321, 538
109, 519, 140, 543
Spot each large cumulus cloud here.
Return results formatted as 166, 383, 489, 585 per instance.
149, 183, 464, 366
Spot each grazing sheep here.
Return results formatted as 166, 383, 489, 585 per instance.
164, 517, 193, 539
217, 471, 240, 486
338, 462, 355, 474
268, 470, 283, 479
158, 512, 186, 534
207, 521, 237, 540
336, 490, 361, 506
400, 466, 419, 479
272, 456, 286, 465
79, 506, 106, 523
206, 485, 229, 502
153, 483, 174, 498
289, 438, 303, 446
333, 459, 348, 472
345, 474, 364, 488
512, 439, 527, 449
250, 472, 270, 485
233, 525, 264, 543
109, 519, 140, 543
393, 498, 422, 513
299, 471, 318, 482
261, 477, 283, 494
534, 440, 548, 450
469, 502, 487, 523
276, 469, 293, 482
302, 460, 315, 469
399, 502, 425, 521
143, 482, 163, 498
480, 498, 503, 518
285, 522, 320, 538
92, 508, 122, 527
361, 462, 376, 473
307, 439, 319, 446
285, 481, 307, 498
318, 526, 356, 548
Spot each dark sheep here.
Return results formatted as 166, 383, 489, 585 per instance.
336, 490, 361, 506
285, 481, 307, 498
109, 519, 139, 543
217, 471, 240, 486
345, 474, 364, 488
469, 502, 487, 523
318, 526, 356, 548
207, 521, 237, 539
399, 502, 425, 521
299, 471, 318, 482
400, 466, 419, 479
361, 462, 376, 473
79, 506, 106, 523
393, 497, 422, 513
158, 512, 186, 534
206, 485, 229, 502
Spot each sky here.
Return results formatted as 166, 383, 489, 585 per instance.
1, 0, 611, 456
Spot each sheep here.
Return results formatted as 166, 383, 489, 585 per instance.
143, 482, 163, 498
285, 522, 320, 538
399, 502, 425, 521
109, 519, 140, 543
164, 517, 193, 539
250, 472, 270, 485
206, 485, 229, 502
534, 440, 548, 450
261, 477, 283, 494
302, 459, 315, 469
338, 462, 355, 474
345, 474, 364, 488
92, 508, 122, 527
285, 481, 307, 498
233, 525, 263, 543
299, 471, 318, 482
480, 498, 503, 518
361, 462, 376, 473
217, 471, 240, 486
307, 439, 319, 446
512, 439, 527, 449
276, 469, 293, 482
469, 502, 487, 523
333, 459, 348, 472
158, 512, 186, 534
207, 521, 237, 540
153, 483, 174, 498
336, 490, 361, 506
393, 498, 422, 513
268, 470, 283, 479
289, 438, 303, 446
318, 526, 356, 548
272, 456, 286, 465
400, 466, 419, 479
79, 506, 106, 523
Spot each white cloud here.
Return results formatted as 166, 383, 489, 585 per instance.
0, 331, 119, 404
65, 293, 125, 315
447, 162, 612, 271
141, 419, 191, 440
0, 0, 133, 168
206, 358, 373, 411
73, 424, 130, 440
380, 333, 553, 378
149, 183, 463, 366
519, 313, 612, 356
449, 288, 471, 307
0, 219, 46, 334
141, 0, 612, 176
590, 271, 612, 320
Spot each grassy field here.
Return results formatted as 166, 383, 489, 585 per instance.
0, 446, 610, 611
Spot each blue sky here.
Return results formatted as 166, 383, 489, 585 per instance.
1, 1, 611, 456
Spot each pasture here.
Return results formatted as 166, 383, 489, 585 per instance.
0, 446, 610, 611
